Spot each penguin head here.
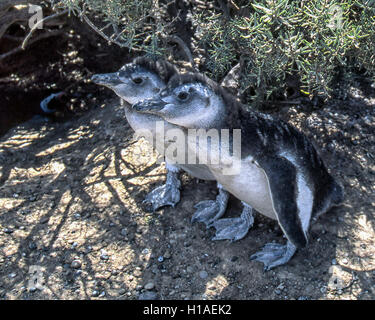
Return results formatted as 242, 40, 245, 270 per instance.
91, 64, 164, 104
133, 75, 227, 129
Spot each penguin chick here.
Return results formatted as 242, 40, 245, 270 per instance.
91, 58, 231, 224
133, 73, 344, 270
91, 57, 182, 210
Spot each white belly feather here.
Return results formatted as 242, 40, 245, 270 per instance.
210, 156, 276, 219
125, 107, 215, 180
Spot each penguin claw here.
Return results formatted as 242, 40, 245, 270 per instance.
211, 206, 254, 242
143, 182, 180, 211
250, 241, 297, 271
191, 188, 229, 226
191, 200, 220, 225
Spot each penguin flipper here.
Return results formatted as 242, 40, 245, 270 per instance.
257, 155, 307, 248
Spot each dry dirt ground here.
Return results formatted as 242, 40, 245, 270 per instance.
0, 80, 374, 300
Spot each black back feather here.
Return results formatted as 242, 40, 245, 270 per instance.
133, 57, 178, 83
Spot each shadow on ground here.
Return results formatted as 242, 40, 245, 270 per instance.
0, 81, 374, 299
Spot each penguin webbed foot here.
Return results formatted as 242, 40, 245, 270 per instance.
143, 171, 181, 211
250, 241, 297, 271
191, 188, 229, 226
211, 205, 254, 242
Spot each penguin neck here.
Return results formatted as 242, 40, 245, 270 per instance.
120, 98, 129, 109
194, 94, 229, 130
215, 100, 259, 131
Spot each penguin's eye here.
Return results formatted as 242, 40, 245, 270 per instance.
132, 77, 143, 84
177, 91, 189, 101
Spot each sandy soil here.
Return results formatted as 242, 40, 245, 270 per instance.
0, 81, 374, 299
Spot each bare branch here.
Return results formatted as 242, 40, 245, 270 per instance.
81, 12, 142, 51
3, 34, 25, 41
21, 9, 68, 49
0, 30, 64, 62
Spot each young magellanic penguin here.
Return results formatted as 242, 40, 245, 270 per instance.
133, 73, 344, 270
91, 58, 239, 230
91, 58, 182, 210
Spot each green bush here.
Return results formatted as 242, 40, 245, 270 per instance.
57, 0, 375, 105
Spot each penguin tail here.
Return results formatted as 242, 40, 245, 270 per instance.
331, 180, 344, 206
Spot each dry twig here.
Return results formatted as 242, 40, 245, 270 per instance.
21, 8, 68, 49
0, 30, 64, 62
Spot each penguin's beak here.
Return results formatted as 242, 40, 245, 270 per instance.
91, 72, 122, 87
132, 97, 167, 113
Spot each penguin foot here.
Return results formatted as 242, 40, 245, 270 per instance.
250, 241, 296, 271
211, 205, 254, 241
143, 171, 181, 211
191, 188, 229, 226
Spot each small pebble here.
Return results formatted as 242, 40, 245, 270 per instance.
158, 256, 164, 263
133, 269, 142, 277
3, 228, 13, 234
120, 228, 127, 236
186, 266, 194, 273
40, 217, 49, 224
331, 259, 337, 265
342, 258, 348, 265
112, 269, 119, 276
74, 270, 82, 277
199, 270, 208, 279
277, 283, 285, 290
8, 273, 17, 279
71, 242, 78, 249
85, 245, 93, 253
139, 291, 158, 300
71, 260, 82, 269
144, 282, 155, 290
118, 288, 126, 295
100, 250, 109, 260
